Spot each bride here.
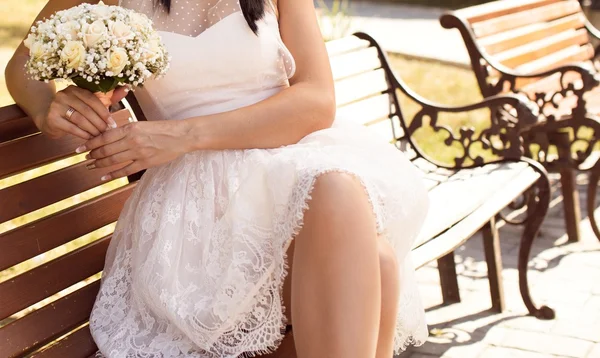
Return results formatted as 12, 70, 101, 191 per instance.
6, 0, 430, 357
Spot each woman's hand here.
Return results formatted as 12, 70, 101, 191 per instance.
37, 85, 129, 139
81, 120, 191, 181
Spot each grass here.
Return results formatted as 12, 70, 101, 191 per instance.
387, 55, 491, 165
0, 0, 46, 48
0, 0, 47, 106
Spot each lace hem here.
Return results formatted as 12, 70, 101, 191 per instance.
91, 137, 429, 357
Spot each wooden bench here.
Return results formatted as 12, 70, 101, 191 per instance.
440, 0, 600, 243
0, 33, 552, 358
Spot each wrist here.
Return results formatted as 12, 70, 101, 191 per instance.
178, 117, 212, 152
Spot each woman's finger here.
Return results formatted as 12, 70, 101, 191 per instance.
78, 124, 128, 153
101, 160, 143, 181
89, 150, 136, 169
46, 102, 92, 139
66, 109, 101, 137
111, 86, 130, 106
69, 86, 116, 128
87, 138, 130, 160
58, 91, 108, 134
53, 116, 92, 140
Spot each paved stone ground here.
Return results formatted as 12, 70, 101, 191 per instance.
398, 173, 600, 358
318, 1, 471, 66
320, 1, 600, 68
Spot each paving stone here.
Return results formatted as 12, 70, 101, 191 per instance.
409, 340, 453, 357
587, 343, 600, 358
551, 320, 600, 343
480, 346, 562, 358
401, 353, 438, 358
499, 316, 555, 334
500, 329, 593, 357
479, 325, 510, 346
441, 342, 487, 358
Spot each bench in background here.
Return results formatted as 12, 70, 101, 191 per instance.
441, 0, 600, 243
0, 33, 552, 358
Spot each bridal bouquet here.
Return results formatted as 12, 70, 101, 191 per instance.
23, 1, 170, 106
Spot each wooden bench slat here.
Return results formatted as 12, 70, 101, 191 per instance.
330, 46, 381, 81
0, 109, 131, 179
325, 36, 370, 57
0, 115, 39, 145
412, 163, 540, 269
0, 160, 129, 224
472, 1, 582, 38
0, 235, 110, 321
0, 104, 27, 125
337, 94, 393, 127
30, 324, 97, 358
0, 184, 134, 271
495, 28, 589, 69
456, 0, 561, 24
335, 68, 390, 107
0, 281, 100, 358
515, 43, 594, 79
363, 118, 398, 143
480, 13, 586, 55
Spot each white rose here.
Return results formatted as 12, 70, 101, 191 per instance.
109, 21, 133, 42
58, 21, 80, 40
23, 33, 35, 50
142, 39, 162, 61
107, 48, 128, 75
93, 2, 111, 20
61, 41, 86, 69
29, 41, 48, 59
129, 13, 148, 31
83, 20, 107, 48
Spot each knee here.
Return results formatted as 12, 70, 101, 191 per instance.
379, 240, 400, 299
310, 172, 370, 212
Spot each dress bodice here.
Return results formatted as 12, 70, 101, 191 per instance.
119, 0, 296, 120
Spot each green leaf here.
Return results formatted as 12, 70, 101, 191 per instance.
71, 76, 121, 93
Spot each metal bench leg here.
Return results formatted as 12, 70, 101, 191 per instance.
482, 217, 505, 313
555, 131, 581, 243
519, 168, 555, 319
587, 168, 600, 242
560, 168, 582, 243
438, 251, 460, 304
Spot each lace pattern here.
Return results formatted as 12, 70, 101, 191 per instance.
119, 0, 243, 37
90, 123, 429, 357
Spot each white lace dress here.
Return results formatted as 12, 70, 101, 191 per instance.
90, 1, 430, 357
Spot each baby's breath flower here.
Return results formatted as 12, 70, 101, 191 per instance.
24, 0, 169, 92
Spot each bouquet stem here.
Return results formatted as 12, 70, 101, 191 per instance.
95, 90, 114, 108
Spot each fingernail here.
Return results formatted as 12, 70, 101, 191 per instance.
124, 87, 130, 93
86, 163, 96, 170
101, 175, 110, 181
108, 116, 117, 129
75, 145, 87, 154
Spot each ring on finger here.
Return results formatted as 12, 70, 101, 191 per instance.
65, 107, 76, 121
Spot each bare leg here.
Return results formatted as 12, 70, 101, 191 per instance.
291, 173, 381, 358
375, 239, 400, 358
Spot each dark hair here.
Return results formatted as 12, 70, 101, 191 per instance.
157, 0, 265, 33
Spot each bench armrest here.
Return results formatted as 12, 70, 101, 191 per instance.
403, 92, 540, 169
353, 32, 542, 170
585, 18, 600, 42
584, 19, 600, 61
